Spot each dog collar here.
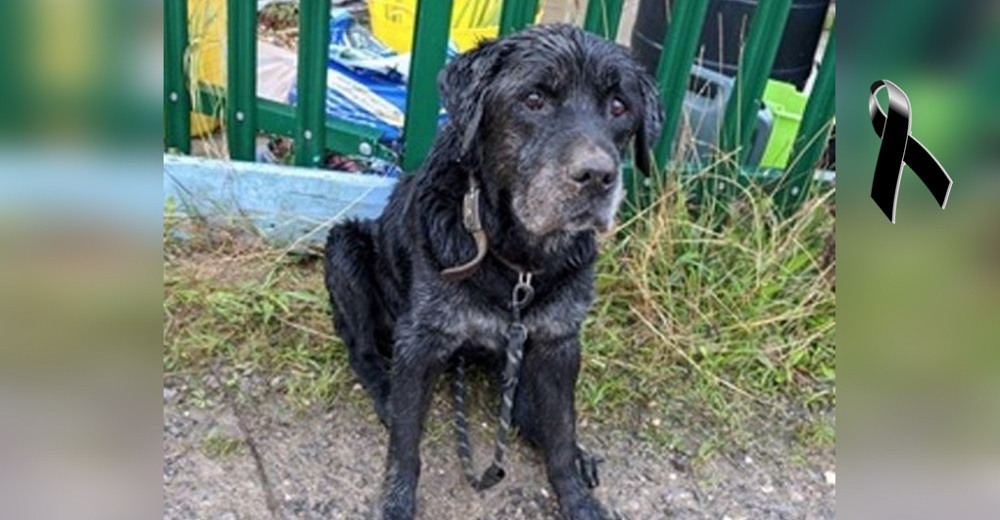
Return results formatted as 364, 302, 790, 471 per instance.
439, 174, 543, 282
439, 176, 489, 282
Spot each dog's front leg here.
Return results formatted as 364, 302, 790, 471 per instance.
380, 325, 448, 520
524, 339, 613, 520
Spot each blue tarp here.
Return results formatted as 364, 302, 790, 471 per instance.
288, 10, 454, 149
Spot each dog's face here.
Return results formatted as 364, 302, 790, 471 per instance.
439, 24, 663, 236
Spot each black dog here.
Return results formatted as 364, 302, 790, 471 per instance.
324, 24, 662, 520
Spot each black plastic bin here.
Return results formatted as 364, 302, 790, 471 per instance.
631, 0, 831, 91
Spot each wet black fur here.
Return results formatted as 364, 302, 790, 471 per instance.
324, 25, 662, 520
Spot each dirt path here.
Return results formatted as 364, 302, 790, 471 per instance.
163, 388, 834, 520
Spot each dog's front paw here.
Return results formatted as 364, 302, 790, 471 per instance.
379, 475, 416, 520
380, 500, 415, 520
560, 493, 615, 520
380, 495, 415, 520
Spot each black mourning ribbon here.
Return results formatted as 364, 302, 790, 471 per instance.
869, 80, 953, 223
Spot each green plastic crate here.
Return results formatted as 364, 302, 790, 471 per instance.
760, 80, 808, 169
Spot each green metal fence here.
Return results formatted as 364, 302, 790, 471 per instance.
163, 0, 835, 215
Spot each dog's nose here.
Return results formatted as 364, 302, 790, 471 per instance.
569, 155, 617, 190
569, 167, 616, 190
568, 143, 618, 191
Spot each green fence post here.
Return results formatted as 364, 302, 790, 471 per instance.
618, 0, 710, 211
226, 0, 257, 161
499, 0, 539, 36
583, 0, 624, 40
400, 0, 454, 172
652, 0, 710, 168
776, 29, 835, 217
295, 0, 331, 167
718, 0, 792, 197
165, 0, 191, 154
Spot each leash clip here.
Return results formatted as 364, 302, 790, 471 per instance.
511, 271, 534, 311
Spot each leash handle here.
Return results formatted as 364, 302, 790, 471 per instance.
473, 463, 506, 491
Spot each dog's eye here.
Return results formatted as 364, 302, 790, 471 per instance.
609, 97, 628, 117
523, 92, 545, 111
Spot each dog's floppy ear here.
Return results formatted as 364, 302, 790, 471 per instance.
438, 39, 506, 158
633, 73, 664, 176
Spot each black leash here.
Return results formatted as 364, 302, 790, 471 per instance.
452, 271, 534, 491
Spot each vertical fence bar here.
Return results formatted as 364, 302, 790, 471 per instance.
0, 1, 26, 133
776, 29, 835, 216
719, 0, 792, 174
499, 0, 539, 36
295, 0, 331, 167
583, 0, 624, 40
226, 0, 257, 161
652, 0, 710, 168
165, 0, 191, 154
401, 0, 454, 172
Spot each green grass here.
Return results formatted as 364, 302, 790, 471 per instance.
201, 430, 245, 459
163, 230, 348, 411
163, 169, 835, 452
578, 172, 835, 443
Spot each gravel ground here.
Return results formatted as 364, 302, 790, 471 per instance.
163, 384, 835, 520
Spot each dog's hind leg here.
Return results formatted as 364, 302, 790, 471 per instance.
324, 220, 393, 425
